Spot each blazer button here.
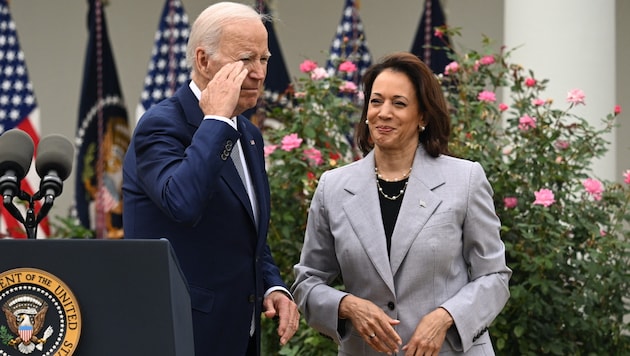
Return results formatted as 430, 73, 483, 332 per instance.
248, 294, 255, 303
387, 301, 395, 310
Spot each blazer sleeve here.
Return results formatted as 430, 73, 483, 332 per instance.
440, 162, 512, 352
291, 171, 350, 344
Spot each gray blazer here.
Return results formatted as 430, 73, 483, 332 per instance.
292, 146, 511, 355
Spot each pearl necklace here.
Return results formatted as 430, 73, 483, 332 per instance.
374, 167, 412, 182
375, 167, 411, 201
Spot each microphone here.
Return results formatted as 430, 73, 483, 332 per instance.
0, 129, 35, 200
35, 134, 74, 200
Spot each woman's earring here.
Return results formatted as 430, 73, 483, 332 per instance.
419, 125, 425, 132
365, 120, 369, 125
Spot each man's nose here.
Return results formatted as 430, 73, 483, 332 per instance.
247, 61, 266, 79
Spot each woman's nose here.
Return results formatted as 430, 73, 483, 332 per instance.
377, 103, 393, 119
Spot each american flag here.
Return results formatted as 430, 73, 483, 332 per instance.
0, 0, 49, 238
74, 0, 130, 239
136, 0, 190, 123
326, 0, 372, 86
411, 0, 451, 74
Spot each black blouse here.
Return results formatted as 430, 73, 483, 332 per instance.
376, 177, 408, 256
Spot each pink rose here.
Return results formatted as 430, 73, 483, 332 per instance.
600, 230, 607, 237
533, 188, 555, 207
498, 103, 509, 112
477, 90, 496, 103
444, 61, 459, 75
339, 81, 358, 93
310, 67, 329, 80
582, 178, 603, 201
554, 140, 570, 150
525, 77, 536, 87
566, 88, 585, 105
504, 197, 518, 209
280, 133, 303, 151
338, 61, 357, 73
479, 55, 495, 65
532, 98, 545, 106
299, 59, 318, 73
264, 144, 278, 157
434, 28, 444, 39
614, 105, 622, 115
303, 148, 323, 166
518, 115, 537, 131
623, 169, 630, 184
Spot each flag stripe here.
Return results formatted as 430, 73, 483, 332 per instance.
0, 0, 48, 238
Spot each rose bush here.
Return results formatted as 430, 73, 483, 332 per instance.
439, 28, 630, 354
260, 59, 360, 355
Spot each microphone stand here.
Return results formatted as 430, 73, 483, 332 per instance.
2, 189, 54, 240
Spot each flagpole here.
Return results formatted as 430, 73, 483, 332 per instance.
168, 0, 177, 96
422, 0, 433, 69
95, 0, 106, 238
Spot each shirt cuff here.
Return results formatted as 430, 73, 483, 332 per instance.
264, 286, 293, 301
204, 115, 236, 129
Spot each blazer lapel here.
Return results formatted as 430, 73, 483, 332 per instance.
342, 152, 396, 295
389, 147, 445, 276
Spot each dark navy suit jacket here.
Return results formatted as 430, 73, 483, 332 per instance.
123, 84, 285, 355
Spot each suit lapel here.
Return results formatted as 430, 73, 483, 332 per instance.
389, 147, 445, 275
236, 117, 264, 231
342, 152, 396, 295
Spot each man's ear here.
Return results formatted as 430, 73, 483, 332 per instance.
195, 47, 210, 75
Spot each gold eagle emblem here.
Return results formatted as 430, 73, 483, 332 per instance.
2, 295, 53, 354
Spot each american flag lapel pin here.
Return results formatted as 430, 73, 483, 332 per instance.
250, 139, 255, 146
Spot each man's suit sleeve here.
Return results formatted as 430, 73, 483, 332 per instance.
133, 111, 239, 225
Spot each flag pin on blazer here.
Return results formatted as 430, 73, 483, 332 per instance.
250, 139, 255, 145
419, 200, 426, 208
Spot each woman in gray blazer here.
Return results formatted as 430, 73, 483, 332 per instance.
292, 52, 511, 355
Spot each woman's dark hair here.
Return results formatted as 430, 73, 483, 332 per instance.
354, 52, 451, 157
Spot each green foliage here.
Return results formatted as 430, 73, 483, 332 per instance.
49, 215, 95, 238
439, 28, 630, 354
261, 60, 361, 355
0, 325, 13, 345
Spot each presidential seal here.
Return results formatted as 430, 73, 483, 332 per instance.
0, 268, 81, 356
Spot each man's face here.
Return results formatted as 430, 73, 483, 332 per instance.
207, 20, 269, 116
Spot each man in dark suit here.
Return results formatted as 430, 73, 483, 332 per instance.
122, 2, 299, 355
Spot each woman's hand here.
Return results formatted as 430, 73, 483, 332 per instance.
339, 294, 402, 355
402, 307, 453, 356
